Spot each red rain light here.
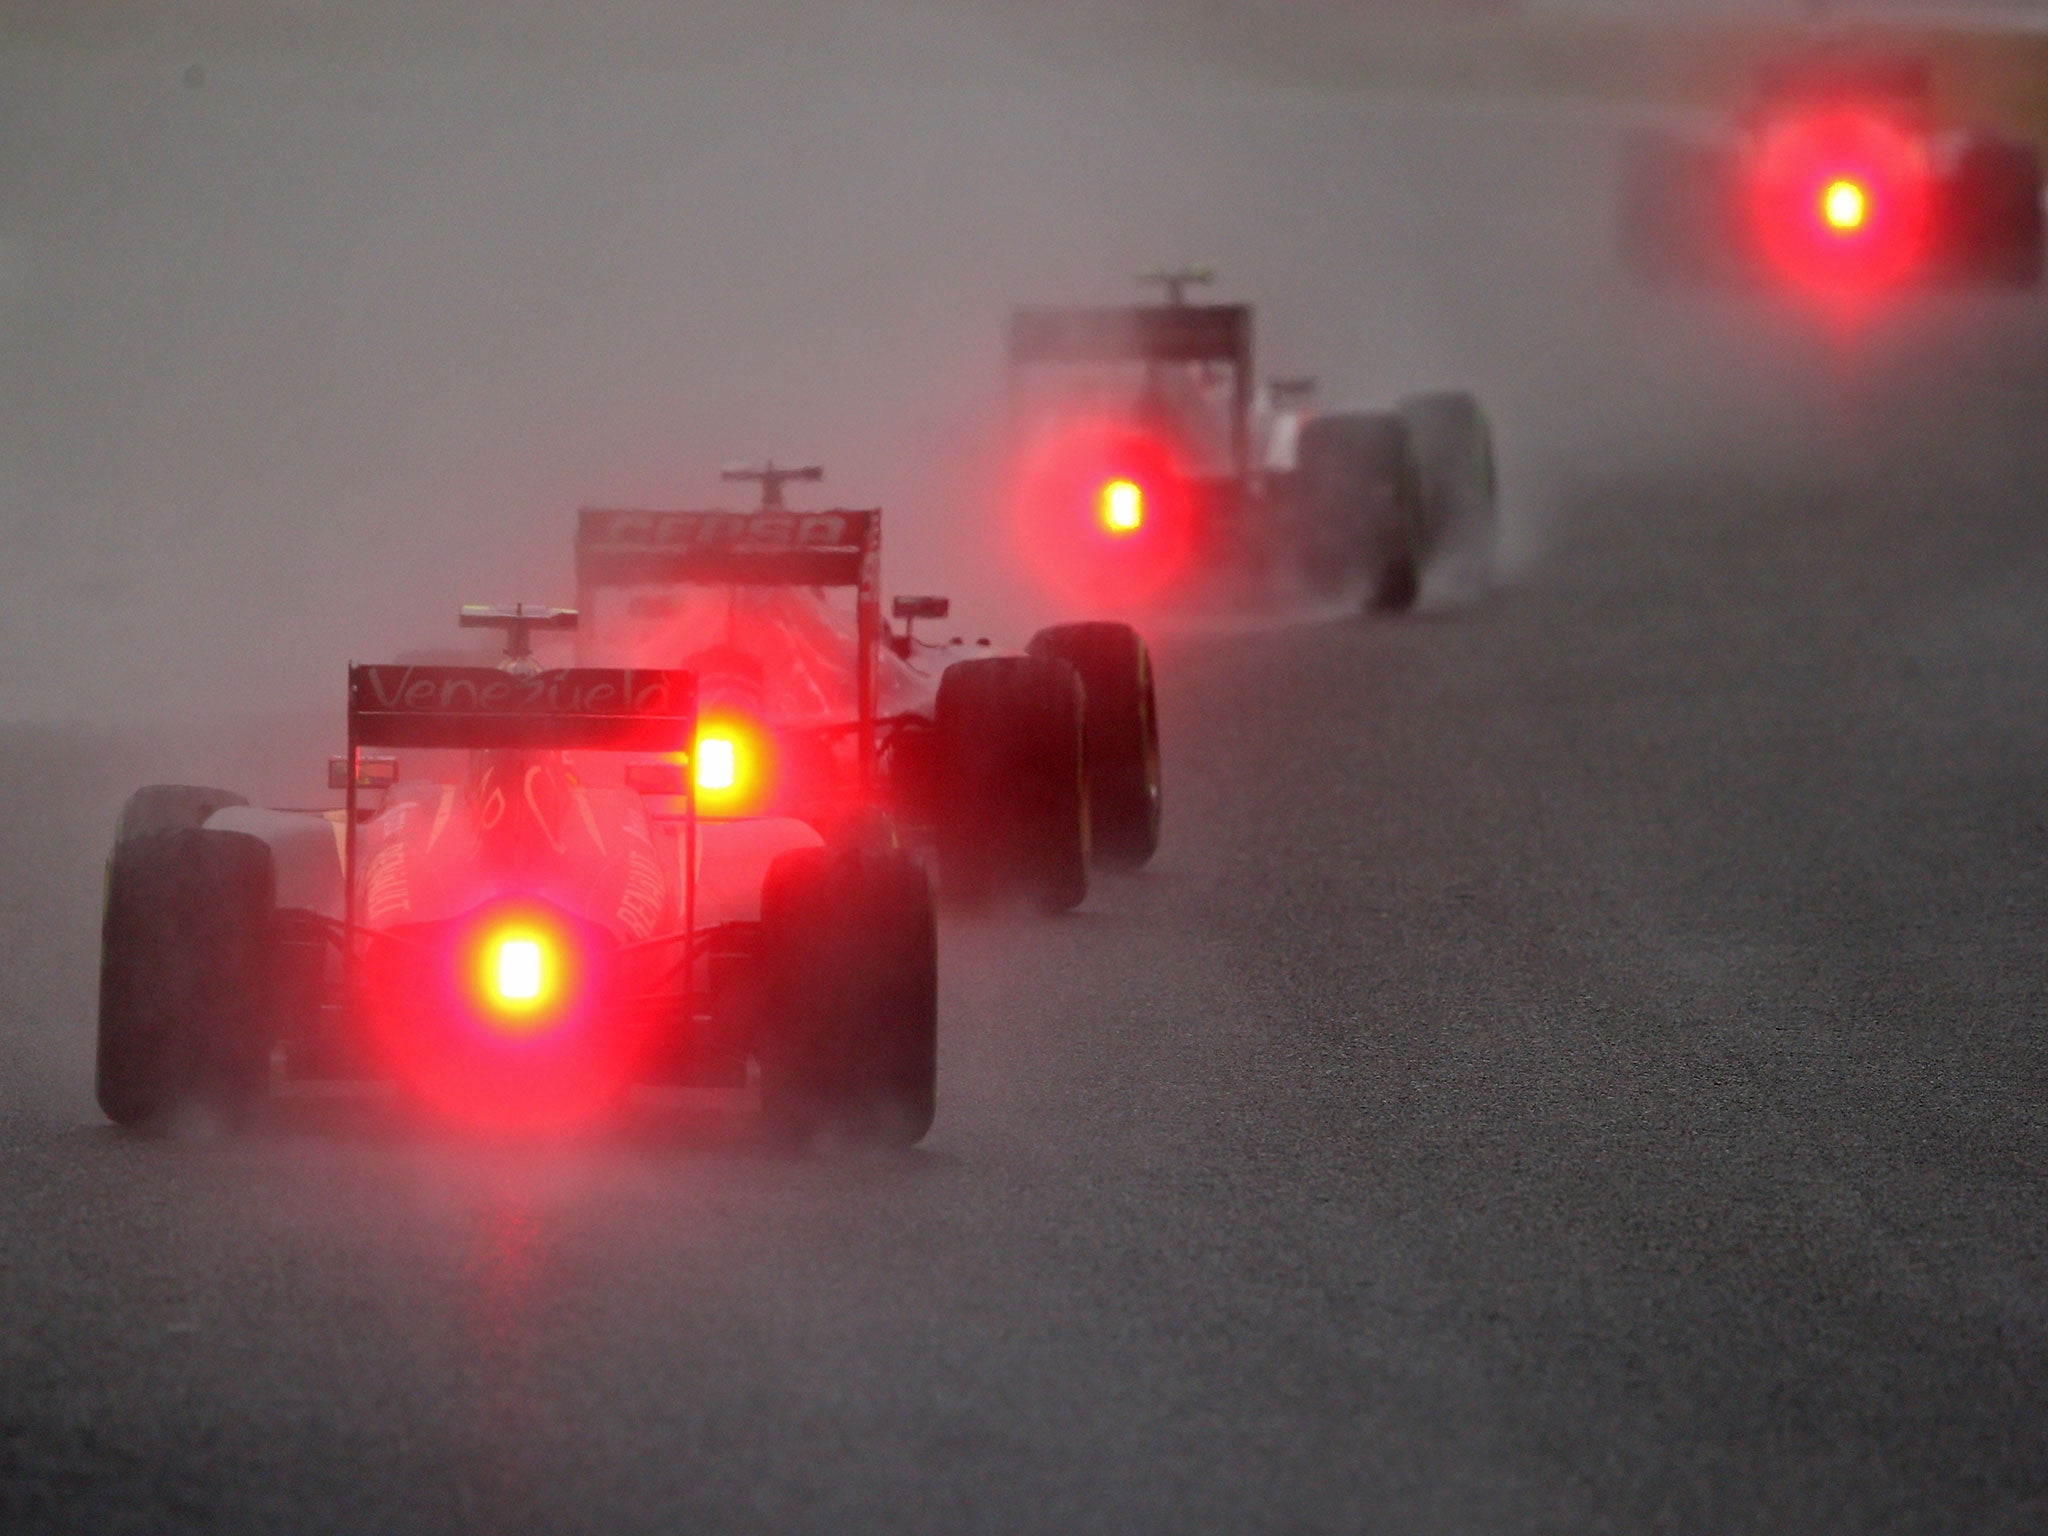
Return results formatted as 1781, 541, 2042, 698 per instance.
1011, 417, 1198, 608
1821, 177, 1869, 233
366, 902, 639, 1129
1100, 479, 1145, 535
473, 923, 560, 1029
1747, 106, 1932, 298
696, 735, 738, 791
684, 708, 776, 818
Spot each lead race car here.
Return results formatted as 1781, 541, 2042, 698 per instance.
573, 463, 1162, 914
1622, 45, 2044, 294
96, 605, 937, 1145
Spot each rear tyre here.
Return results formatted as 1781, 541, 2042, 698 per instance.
1296, 412, 1401, 597
1027, 622, 1161, 869
758, 844, 937, 1150
96, 827, 275, 1130
1295, 412, 1422, 615
934, 655, 1089, 912
1398, 389, 1497, 586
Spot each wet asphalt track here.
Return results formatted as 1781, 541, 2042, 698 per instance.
6, 315, 2048, 1533
7, 5, 2048, 1531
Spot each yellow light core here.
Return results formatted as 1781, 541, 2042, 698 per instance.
1101, 479, 1144, 535
494, 938, 544, 1004
696, 736, 738, 792
1821, 178, 1868, 233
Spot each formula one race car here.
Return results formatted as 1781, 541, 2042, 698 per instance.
574, 464, 1162, 914
1622, 46, 2043, 293
1005, 268, 1497, 614
96, 605, 936, 1146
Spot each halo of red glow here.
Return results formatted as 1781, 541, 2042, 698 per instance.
1747, 106, 1933, 300
1010, 417, 1199, 609
365, 902, 641, 1129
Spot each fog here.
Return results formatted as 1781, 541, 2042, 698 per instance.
0, 0, 1978, 731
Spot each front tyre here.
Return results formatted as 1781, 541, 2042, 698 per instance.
1367, 547, 1421, 614
1027, 622, 1161, 869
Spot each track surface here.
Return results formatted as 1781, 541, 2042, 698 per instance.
6, 322, 2048, 1533
8, 7, 2048, 1531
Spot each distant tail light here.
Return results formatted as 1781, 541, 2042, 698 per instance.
1820, 177, 1870, 233
1012, 418, 1197, 607
1748, 106, 1932, 296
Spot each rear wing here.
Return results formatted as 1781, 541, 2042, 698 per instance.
348, 664, 696, 752
1007, 303, 1252, 368
1007, 302, 1254, 476
577, 508, 880, 592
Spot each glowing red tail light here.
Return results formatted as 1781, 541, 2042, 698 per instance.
475, 924, 560, 1029
1100, 479, 1145, 535
1012, 419, 1196, 607
1747, 106, 1932, 296
1820, 177, 1870, 233
695, 735, 738, 791
365, 903, 639, 1128
684, 709, 775, 817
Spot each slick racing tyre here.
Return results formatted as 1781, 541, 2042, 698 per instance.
1398, 390, 1497, 584
1295, 412, 1422, 614
758, 844, 938, 1150
1027, 622, 1161, 870
934, 655, 1089, 913
114, 784, 249, 842
97, 827, 275, 1130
